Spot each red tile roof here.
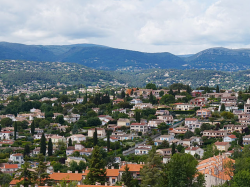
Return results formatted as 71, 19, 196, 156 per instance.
120, 164, 143, 172
4, 163, 18, 169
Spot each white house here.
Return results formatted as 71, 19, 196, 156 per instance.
0, 131, 17, 140
135, 144, 152, 155
9, 153, 24, 167
130, 99, 142, 105
185, 118, 201, 131
67, 134, 86, 143
154, 135, 175, 146
223, 135, 237, 143
185, 147, 204, 158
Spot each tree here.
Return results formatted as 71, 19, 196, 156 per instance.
87, 117, 102, 127
159, 90, 165, 97
40, 133, 46, 156
171, 143, 176, 155
84, 146, 106, 185
121, 164, 133, 187
146, 83, 157, 90
16, 159, 36, 187
14, 121, 17, 140
221, 103, 225, 111
93, 128, 98, 146
184, 131, 194, 139
35, 154, 51, 186
121, 90, 125, 99
23, 144, 30, 157
72, 124, 78, 134
203, 144, 219, 159
69, 160, 78, 173
68, 138, 73, 147
0, 173, 12, 186
140, 146, 164, 187
216, 85, 220, 93
238, 134, 243, 146
149, 91, 154, 104
165, 153, 205, 187
233, 170, 250, 187
48, 138, 53, 156
107, 131, 110, 152
31, 120, 35, 135
135, 110, 141, 123
0, 117, 12, 127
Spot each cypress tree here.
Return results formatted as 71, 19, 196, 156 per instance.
48, 138, 53, 156
31, 120, 35, 135
216, 85, 220, 93
221, 103, 225, 111
149, 92, 154, 104
24, 144, 30, 157
14, 122, 17, 140
93, 128, 98, 146
135, 111, 141, 123
172, 143, 176, 156
68, 138, 73, 147
121, 90, 125, 99
107, 131, 110, 152
40, 133, 46, 156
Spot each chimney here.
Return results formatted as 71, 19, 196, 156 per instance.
82, 170, 85, 173
111, 166, 114, 169
105, 182, 108, 186
58, 171, 60, 173
75, 170, 78, 173
67, 170, 72, 173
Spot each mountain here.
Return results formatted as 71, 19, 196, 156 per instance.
182, 47, 250, 71
0, 42, 186, 70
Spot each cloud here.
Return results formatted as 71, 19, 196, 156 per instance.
0, 0, 249, 54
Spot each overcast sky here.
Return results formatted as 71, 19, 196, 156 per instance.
0, 0, 250, 54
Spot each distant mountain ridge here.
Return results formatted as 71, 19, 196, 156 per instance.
1, 42, 250, 71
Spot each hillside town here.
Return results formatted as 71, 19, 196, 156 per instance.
0, 83, 249, 187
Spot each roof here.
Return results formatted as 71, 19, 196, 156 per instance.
12, 153, 23, 156
185, 147, 201, 151
106, 169, 119, 177
214, 142, 229, 146
185, 118, 198, 121
120, 164, 143, 172
49, 173, 83, 181
4, 163, 18, 169
131, 123, 146, 126
78, 185, 122, 187
228, 135, 237, 139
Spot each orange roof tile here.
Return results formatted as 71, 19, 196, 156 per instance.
49, 173, 83, 181
120, 164, 143, 172
106, 169, 119, 177
4, 163, 18, 169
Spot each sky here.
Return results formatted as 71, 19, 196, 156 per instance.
0, 0, 250, 55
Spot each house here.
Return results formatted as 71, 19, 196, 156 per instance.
221, 96, 237, 106
132, 103, 153, 110
88, 128, 106, 138
155, 110, 169, 116
169, 127, 188, 136
117, 118, 130, 127
197, 155, 235, 187
190, 97, 207, 106
175, 103, 194, 111
0, 163, 18, 174
148, 119, 164, 127
76, 98, 84, 104
113, 98, 124, 105
130, 123, 148, 134
65, 157, 86, 166
214, 142, 230, 152
156, 148, 173, 156
119, 164, 143, 180
9, 153, 24, 167
157, 115, 173, 124
244, 98, 250, 113
130, 99, 142, 105
49, 173, 84, 185
185, 118, 201, 131
196, 109, 212, 118
66, 146, 75, 156
243, 135, 250, 145
202, 130, 227, 138
0, 140, 14, 146
182, 136, 202, 147
223, 124, 247, 134
154, 135, 175, 146
223, 135, 237, 143
106, 168, 120, 185
0, 131, 17, 140
64, 114, 80, 123
135, 144, 152, 155
67, 134, 86, 143
185, 147, 204, 158
98, 115, 114, 125
50, 135, 67, 145
112, 108, 127, 114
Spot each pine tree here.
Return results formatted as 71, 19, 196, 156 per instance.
84, 146, 106, 185
107, 131, 110, 152
35, 154, 51, 186
31, 120, 35, 135
93, 128, 98, 146
84, 92, 88, 104
40, 133, 46, 156
121, 164, 133, 187
72, 124, 78, 134
68, 138, 73, 147
169, 88, 174, 95
14, 122, 17, 140
16, 160, 36, 186
48, 138, 53, 156
140, 146, 164, 187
